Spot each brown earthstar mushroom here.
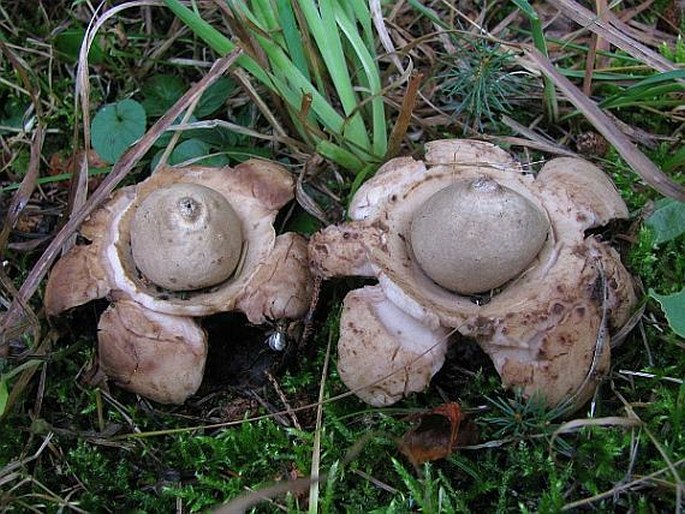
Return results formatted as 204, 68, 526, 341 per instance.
309, 139, 638, 412
45, 159, 312, 404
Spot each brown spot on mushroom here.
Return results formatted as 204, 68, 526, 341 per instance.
571, 244, 589, 258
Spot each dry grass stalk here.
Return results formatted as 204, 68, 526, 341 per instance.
524, 47, 685, 202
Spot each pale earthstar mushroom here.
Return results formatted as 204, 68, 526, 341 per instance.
130, 182, 243, 291
309, 139, 638, 412
45, 160, 313, 404
410, 177, 550, 294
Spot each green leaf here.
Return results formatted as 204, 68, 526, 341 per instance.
91, 99, 147, 164
663, 145, 685, 173
645, 199, 685, 244
141, 74, 186, 117
168, 138, 211, 164
649, 288, 685, 337
195, 77, 236, 118
151, 138, 229, 170
0, 100, 28, 135
0, 379, 8, 417
53, 27, 105, 64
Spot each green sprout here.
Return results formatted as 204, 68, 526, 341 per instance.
482, 391, 567, 440
437, 39, 531, 132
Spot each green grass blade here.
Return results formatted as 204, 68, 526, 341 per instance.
511, 0, 558, 122
600, 71, 685, 109
240, 0, 313, 122
229, 0, 277, 38
297, 0, 370, 150
344, 0, 375, 51
625, 69, 685, 86
164, 0, 232, 54
163, 0, 271, 86
561, 69, 655, 81
252, 0, 280, 33
253, 33, 348, 136
663, 145, 685, 173
601, 93, 684, 111
333, 1, 387, 157
165, 0, 350, 148
316, 139, 365, 170
407, 0, 449, 28
276, 0, 311, 80
165, 0, 385, 168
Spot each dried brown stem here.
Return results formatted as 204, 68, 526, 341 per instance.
547, 0, 681, 76
524, 47, 685, 201
385, 70, 423, 160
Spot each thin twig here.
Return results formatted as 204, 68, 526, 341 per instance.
385, 70, 423, 160
266, 371, 302, 430
308, 328, 334, 513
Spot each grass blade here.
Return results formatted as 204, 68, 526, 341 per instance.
525, 47, 685, 201
163, 0, 271, 85
345, 0, 375, 53
276, 0, 311, 80
316, 139, 365, 171
333, 1, 387, 157
165, 0, 378, 169
600, 70, 685, 109
297, 0, 370, 150
511, 0, 558, 122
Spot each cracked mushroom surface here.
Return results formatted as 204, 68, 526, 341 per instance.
309, 139, 638, 411
45, 159, 312, 404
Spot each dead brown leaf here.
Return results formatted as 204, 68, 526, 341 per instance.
399, 402, 478, 467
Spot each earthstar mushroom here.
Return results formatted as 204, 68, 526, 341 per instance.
45, 160, 312, 404
410, 177, 550, 294
309, 139, 637, 411
130, 182, 243, 291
